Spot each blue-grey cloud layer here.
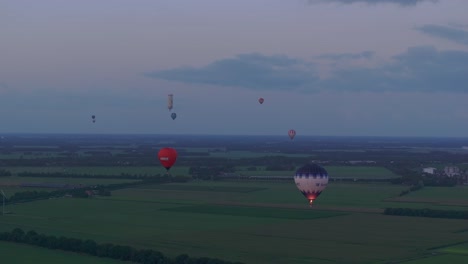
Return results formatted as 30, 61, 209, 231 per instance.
146, 46, 468, 93
316, 51, 374, 60
146, 53, 319, 91
307, 0, 438, 6
417, 24, 468, 46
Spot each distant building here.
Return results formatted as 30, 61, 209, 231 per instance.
422, 167, 437, 175
444, 166, 460, 177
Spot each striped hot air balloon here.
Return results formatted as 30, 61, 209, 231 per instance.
294, 163, 328, 206
288, 129, 296, 140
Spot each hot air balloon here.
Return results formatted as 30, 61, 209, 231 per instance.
288, 129, 296, 140
92, 115, 96, 123
294, 163, 328, 206
168, 94, 174, 111
158, 147, 178, 172
258, 97, 264, 104
171, 113, 177, 120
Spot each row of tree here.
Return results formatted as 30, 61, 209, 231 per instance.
398, 182, 424, 196
16, 172, 161, 179
0, 152, 397, 167
387, 166, 458, 187
0, 228, 243, 264
6, 176, 185, 204
384, 207, 468, 219
0, 169, 12, 176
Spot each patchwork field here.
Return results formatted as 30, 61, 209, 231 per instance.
0, 241, 128, 264
1, 181, 468, 264
384, 186, 468, 207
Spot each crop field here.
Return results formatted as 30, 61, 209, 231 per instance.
1, 181, 468, 264
0, 241, 127, 264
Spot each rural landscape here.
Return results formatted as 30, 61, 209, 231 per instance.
1, 133, 468, 264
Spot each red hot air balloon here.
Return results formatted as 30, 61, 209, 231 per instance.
288, 129, 296, 140
258, 98, 264, 104
158, 147, 178, 171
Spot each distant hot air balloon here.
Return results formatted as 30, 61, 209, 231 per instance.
294, 163, 328, 206
168, 94, 174, 111
158, 147, 178, 172
92, 115, 96, 123
288, 129, 296, 140
171, 113, 177, 120
258, 98, 264, 104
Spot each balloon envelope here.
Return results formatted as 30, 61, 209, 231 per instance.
168, 94, 173, 111
171, 113, 177, 120
288, 129, 296, 140
258, 98, 264, 104
158, 147, 178, 170
294, 163, 328, 205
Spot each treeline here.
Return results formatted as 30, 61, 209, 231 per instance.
387, 166, 457, 187
7, 188, 109, 203
2, 150, 467, 170
17, 172, 160, 180
384, 208, 468, 219
398, 182, 424, 196
0, 228, 243, 264
0, 169, 12, 176
6, 176, 186, 204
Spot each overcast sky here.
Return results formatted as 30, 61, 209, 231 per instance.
2, 0, 468, 137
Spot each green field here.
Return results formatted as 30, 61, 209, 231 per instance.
0, 241, 128, 264
399, 242, 468, 263
401, 254, 468, 263
4, 166, 188, 176
386, 186, 468, 207
1, 181, 468, 264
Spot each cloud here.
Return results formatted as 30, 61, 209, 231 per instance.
146, 46, 468, 94
417, 24, 468, 46
145, 53, 319, 91
315, 51, 374, 60
307, 0, 438, 6
321, 46, 468, 93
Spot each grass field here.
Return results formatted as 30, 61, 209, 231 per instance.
1, 181, 468, 263
385, 186, 468, 207
0, 241, 128, 264
400, 254, 468, 263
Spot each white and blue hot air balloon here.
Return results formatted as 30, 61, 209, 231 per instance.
294, 163, 329, 205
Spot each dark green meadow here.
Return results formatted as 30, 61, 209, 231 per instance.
2, 181, 468, 264
0, 241, 128, 264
